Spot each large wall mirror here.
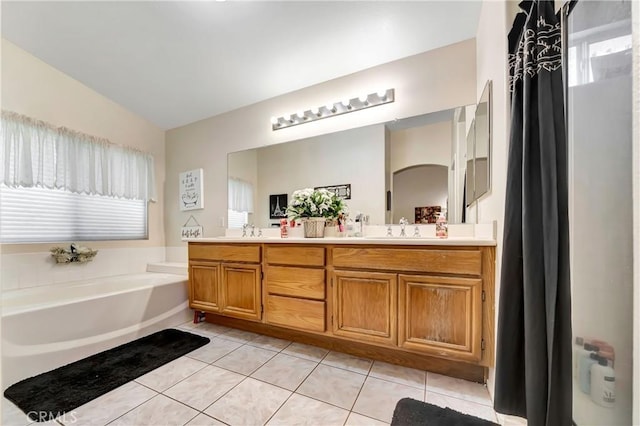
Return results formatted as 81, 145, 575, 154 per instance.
228, 102, 483, 228
466, 80, 492, 206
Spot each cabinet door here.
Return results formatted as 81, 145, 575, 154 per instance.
189, 262, 221, 312
220, 263, 262, 321
398, 274, 482, 362
332, 270, 397, 345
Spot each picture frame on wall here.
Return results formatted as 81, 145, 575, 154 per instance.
179, 168, 204, 211
269, 194, 288, 219
314, 183, 351, 199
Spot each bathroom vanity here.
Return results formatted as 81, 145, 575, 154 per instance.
188, 237, 495, 382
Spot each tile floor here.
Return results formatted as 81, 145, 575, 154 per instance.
3, 321, 528, 426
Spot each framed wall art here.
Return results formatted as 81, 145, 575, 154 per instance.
314, 183, 351, 199
179, 168, 204, 211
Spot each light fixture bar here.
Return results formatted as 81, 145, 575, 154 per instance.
271, 88, 395, 131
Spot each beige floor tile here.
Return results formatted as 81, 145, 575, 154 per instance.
426, 372, 492, 406
185, 413, 227, 426
2, 399, 31, 426
296, 364, 366, 409
369, 361, 426, 389
186, 337, 243, 364
135, 356, 208, 392
352, 376, 424, 423
71, 381, 156, 426
164, 365, 244, 410
218, 328, 260, 343
198, 323, 234, 335
267, 393, 349, 426
344, 412, 390, 426
251, 353, 317, 391
109, 394, 198, 426
426, 392, 497, 423
247, 334, 291, 351
321, 351, 372, 375
497, 413, 528, 425
213, 344, 277, 375
205, 378, 291, 425
281, 342, 329, 362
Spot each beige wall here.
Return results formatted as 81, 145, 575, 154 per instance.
473, 1, 515, 398
165, 39, 476, 249
389, 121, 452, 172
255, 125, 386, 227
0, 39, 166, 253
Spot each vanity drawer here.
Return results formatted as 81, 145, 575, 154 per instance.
189, 243, 261, 263
265, 245, 325, 267
332, 247, 482, 276
266, 266, 325, 299
265, 295, 325, 332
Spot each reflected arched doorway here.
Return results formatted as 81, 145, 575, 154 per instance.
392, 164, 447, 223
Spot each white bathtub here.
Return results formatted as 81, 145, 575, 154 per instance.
1, 272, 191, 389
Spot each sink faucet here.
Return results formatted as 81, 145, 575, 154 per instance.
399, 217, 408, 237
386, 226, 393, 237
413, 226, 421, 238
242, 223, 248, 237
250, 224, 256, 237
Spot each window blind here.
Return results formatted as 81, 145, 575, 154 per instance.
0, 185, 147, 243
227, 209, 248, 229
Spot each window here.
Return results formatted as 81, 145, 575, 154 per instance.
227, 177, 253, 229
227, 209, 248, 229
0, 111, 155, 243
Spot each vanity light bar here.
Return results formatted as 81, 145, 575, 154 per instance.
271, 88, 395, 131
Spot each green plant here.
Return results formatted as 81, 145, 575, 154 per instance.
286, 188, 348, 220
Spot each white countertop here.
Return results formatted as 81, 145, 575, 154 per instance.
187, 236, 496, 246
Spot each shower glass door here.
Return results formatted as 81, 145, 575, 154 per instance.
566, 1, 633, 424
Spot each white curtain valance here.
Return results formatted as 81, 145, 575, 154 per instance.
228, 177, 254, 213
0, 111, 156, 201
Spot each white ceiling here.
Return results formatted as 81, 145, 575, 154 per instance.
1, 1, 481, 130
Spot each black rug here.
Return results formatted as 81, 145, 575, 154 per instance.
4, 328, 209, 422
391, 398, 499, 426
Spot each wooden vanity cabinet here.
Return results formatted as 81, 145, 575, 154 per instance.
264, 245, 327, 332
188, 243, 262, 321
332, 270, 397, 345
398, 274, 483, 362
331, 245, 490, 364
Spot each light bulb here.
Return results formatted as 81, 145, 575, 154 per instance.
377, 89, 387, 100
311, 107, 320, 116
298, 111, 306, 120
326, 103, 336, 113
359, 94, 369, 105
270, 116, 278, 125
284, 113, 292, 122
342, 99, 351, 108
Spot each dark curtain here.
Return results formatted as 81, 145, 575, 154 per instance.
494, 1, 572, 425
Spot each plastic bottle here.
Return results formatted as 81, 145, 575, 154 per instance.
590, 357, 615, 407
436, 210, 448, 238
579, 352, 601, 394
572, 336, 585, 379
279, 218, 288, 238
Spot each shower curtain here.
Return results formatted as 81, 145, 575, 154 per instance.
494, 1, 572, 425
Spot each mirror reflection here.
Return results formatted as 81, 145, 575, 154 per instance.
466, 80, 492, 206
227, 104, 477, 229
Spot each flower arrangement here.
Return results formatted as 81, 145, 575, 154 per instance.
286, 188, 348, 220
50, 243, 98, 264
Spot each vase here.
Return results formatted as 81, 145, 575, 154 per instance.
303, 217, 326, 238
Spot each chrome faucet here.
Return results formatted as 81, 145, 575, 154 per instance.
399, 217, 408, 237
386, 226, 393, 237
413, 226, 421, 238
242, 223, 248, 237
250, 224, 256, 237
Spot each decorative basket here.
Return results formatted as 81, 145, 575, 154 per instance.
303, 217, 326, 238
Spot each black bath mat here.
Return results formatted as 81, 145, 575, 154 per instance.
391, 398, 499, 426
4, 328, 209, 422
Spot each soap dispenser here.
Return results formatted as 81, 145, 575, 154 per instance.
436, 208, 448, 238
